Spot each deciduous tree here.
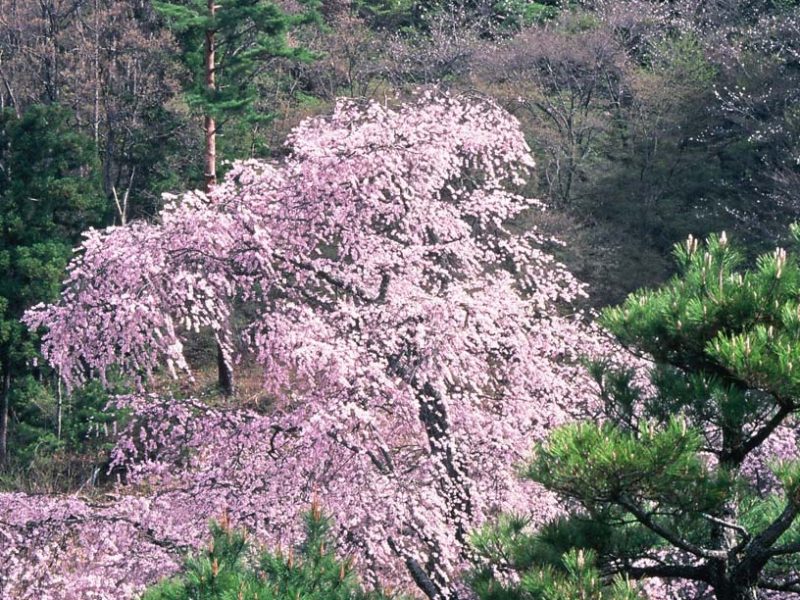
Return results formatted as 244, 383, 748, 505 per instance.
154, 0, 321, 393
19, 94, 614, 599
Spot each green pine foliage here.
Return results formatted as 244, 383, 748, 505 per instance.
473, 228, 800, 598
0, 376, 127, 492
493, 0, 559, 29
0, 105, 109, 471
154, 0, 320, 143
143, 506, 395, 600
354, 0, 420, 31
471, 515, 642, 599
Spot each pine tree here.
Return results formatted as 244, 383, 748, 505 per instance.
153, 0, 319, 395
475, 229, 800, 599
0, 105, 107, 464
471, 515, 642, 599
142, 505, 394, 600
154, 0, 320, 189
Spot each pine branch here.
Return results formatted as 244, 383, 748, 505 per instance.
623, 563, 709, 583
617, 496, 727, 560
741, 498, 799, 565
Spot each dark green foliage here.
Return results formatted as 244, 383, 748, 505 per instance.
143, 507, 394, 600
354, 0, 420, 31
471, 515, 643, 599
0, 105, 107, 353
0, 105, 108, 466
0, 106, 108, 246
154, 0, 321, 140
494, 0, 559, 28
354, 0, 559, 36
475, 229, 800, 598
529, 419, 731, 512
0, 378, 126, 492
603, 229, 800, 411
122, 104, 207, 219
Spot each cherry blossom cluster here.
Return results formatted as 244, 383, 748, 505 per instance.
24, 190, 248, 388
0, 491, 182, 600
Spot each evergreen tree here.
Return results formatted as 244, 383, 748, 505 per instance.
0, 105, 107, 464
153, 0, 319, 395
471, 514, 642, 599
143, 505, 393, 600
154, 0, 320, 189
474, 229, 800, 599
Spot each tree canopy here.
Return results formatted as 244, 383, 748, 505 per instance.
11, 94, 617, 599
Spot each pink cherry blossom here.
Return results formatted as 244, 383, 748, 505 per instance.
12, 93, 624, 599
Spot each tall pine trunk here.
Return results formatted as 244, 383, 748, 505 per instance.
204, 0, 217, 192
204, 0, 234, 396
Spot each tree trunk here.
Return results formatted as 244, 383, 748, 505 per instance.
92, 0, 100, 147
204, 116, 216, 189
0, 363, 10, 464
711, 561, 759, 600
56, 373, 63, 440
216, 341, 234, 396
713, 582, 758, 600
204, 1, 231, 394
204, 0, 217, 192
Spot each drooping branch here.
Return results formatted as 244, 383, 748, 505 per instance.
387, 537, 450, 600
757, 576, 800, 594
2, 513, 190, 556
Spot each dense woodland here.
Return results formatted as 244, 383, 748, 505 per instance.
2, 0, 800, 598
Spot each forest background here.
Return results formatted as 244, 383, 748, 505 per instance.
2, 0, 800, 597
